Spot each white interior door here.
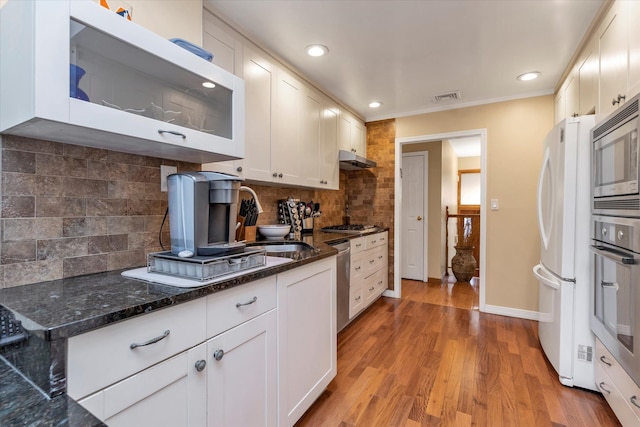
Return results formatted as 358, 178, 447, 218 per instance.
401, 152, 427, 280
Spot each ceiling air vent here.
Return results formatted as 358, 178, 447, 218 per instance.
434, 90, 462, 102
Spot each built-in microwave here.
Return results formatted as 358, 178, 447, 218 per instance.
592, 93, 640, 217
591, 215, 640, 386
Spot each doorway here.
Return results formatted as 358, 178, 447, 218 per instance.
401, 151, 427, 281
391, 129, 487, 313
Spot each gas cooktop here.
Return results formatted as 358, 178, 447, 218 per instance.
320, 224, 380, 234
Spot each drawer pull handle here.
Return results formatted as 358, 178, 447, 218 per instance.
356, 244, 362, 248
378, 281, 383, 285
236, 296, 258, 308
355, 266, 361, 271
378, 256, 383, 259
157, 129, 186, 139
372, 240, 377, 244
369, 286, 375, 291
369, 260, 375, 264
632, 396, 640, 409
598, 382, 611, 394
195, 360, 207, 372
213, 349, 224, 361
599, 355, 612, 366
130, 330, 170, 349
355, 296, 361, 301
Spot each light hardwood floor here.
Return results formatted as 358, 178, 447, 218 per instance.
295, 278, 620, 426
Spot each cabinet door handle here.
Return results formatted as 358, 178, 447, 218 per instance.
236, 166, 243, 172
213, 349, 224, 361
631, 396, 640, 409
236, 296, 257, 308
130, 329, 170, 349
194, 360, 207, 372
618, 94, 626, 102
278, 173, 283, 178
273, 172, 278, 177
157, 129, 186, 139
598, 382, 611, 394
612, 98, 619, 106
599, 355, 612, 366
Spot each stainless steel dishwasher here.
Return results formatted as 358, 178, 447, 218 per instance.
331, 240, 351, 332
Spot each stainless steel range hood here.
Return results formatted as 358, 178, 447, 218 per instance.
339, 150, 377, 170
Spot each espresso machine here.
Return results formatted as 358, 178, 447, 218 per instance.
167, 171, 246, 257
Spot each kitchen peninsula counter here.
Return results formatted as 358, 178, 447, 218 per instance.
0, 229, 388, 426
0, 232, 356, 426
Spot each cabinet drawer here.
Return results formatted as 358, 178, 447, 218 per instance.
350, 237, 366, 255
68, 298, 207, 400
596, 339, 640, 421
365, 231, 387, 249
596, 362, 640, 426
363, 269, 385, 306
349, 285, 364, 319
351, 251, 368, 282
207, 276, 276, 338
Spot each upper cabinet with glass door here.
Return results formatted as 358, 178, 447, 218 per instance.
0, 0, 245, 164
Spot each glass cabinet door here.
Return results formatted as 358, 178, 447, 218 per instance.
70, 19, 233, 140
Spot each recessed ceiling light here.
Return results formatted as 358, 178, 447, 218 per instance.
516, 71, 541, 81
306, 44, 329, 57
202, 81, 216, 89
369, 101, 383, 108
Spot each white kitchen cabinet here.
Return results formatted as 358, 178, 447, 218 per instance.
595, 338, 640, 426
554, 84, 566, 124
578, 43, 598, 115
598, 1, 629, 116
272, 68, 304, 185
348, 232, 388, 319
78, 343, 208, 427
67, 298, 207, 400
627, 0, 640, 99
320, 99, 340, 189
203, 44, 275, 179
203, 9, 243, 77
277, 256, 337, 426
564, 71, 579, 119
0, 0, 244, 164
299, 87, 323, 188
207, 310, 277, 427
338, 110, 367, 156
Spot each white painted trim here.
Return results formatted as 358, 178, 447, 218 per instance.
382, 289, 399, 298
366, 90, 554, 122
394, 129, 488, 314
483, 304, 541, 321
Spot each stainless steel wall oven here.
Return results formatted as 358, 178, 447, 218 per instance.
591, 96, 640, 387
591, 216, 640, 385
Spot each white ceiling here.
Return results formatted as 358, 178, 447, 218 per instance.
205, 0, 605, 122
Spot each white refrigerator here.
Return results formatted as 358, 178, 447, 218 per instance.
532, 115, 596, 391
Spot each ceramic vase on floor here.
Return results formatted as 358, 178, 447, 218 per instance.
451, 246, 476, 282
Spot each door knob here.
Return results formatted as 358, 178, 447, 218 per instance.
417, 216, 422, 221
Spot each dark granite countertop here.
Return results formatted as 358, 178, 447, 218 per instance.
0, 228, 388, 426
0, 358, 107, 427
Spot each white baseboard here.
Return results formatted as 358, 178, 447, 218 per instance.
382, 289, 399, 299
482, 304, 541, 321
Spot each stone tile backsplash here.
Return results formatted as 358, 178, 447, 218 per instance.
0, 135, 196, 288
0, 119, 396, 289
